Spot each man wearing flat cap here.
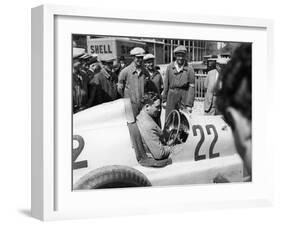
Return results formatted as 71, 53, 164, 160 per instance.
118, 47, 151, 117
204, 58, 226, 115
162, 45, 195, 120
87, 56, 118, 106
143, 53, 163, 95
114, 55, 127, 76
86, 54, 102, 81
72, 48, 89, 113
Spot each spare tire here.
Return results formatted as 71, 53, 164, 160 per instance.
73, 165, 152, 189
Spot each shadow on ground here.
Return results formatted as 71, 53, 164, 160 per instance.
18, 209, 32, 217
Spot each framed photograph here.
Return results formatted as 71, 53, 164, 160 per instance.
31, 4, 274, 221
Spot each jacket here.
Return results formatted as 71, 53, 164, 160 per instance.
136, 110, 172, 160
162, 62, 195, 107
204, 69, 219, 112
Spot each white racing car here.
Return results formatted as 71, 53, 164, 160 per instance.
72, 98, 246, 190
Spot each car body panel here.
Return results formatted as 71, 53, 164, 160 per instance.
135, 154, 243, 185
73, 98, 244, 188
73, 99, 138, 184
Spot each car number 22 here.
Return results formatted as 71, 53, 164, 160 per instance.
192, 124, 219, 161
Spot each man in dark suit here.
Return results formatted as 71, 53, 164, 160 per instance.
143, 53, 163, 95
87, 57, 118, 106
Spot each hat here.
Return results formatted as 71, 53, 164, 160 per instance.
73, 48, 85, 59
86, 56, 99, 66
130, 47, 145, 57
143, 53, 155, 61
216, 57, 230, 65
91, 53, 98, 60
78, 53, 92, 64
173, 45, 187, 54
99, 56, 116, 63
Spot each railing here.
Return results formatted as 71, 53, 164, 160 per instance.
195, 73, 207, 101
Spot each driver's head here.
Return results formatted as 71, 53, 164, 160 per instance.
216, 43, 252, 175
140, 92, 161, 118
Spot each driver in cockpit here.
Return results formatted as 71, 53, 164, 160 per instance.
136, 92, 174, 160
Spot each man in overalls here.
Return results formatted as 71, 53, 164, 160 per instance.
162, 45, 195, 120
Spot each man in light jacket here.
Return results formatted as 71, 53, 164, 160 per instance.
204, 61, 220, 115
136, 92, 173, 160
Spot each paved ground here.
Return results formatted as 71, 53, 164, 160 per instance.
192, 100, 204, 115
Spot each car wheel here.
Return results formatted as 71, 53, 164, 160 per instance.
73, 165, 152, 189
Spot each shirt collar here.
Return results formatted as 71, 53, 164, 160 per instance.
130, 62, 147, 77
137, 110, 159, 128
148, 69, 159, 79
172, 61, 188, 73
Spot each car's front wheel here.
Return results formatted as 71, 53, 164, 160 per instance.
73, 165, 152, 189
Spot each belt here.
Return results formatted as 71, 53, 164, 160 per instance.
170, 87, 188, 90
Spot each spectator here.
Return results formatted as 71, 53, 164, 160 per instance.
72, 48, 89, 113
117, 47, 151, 117
162, 45, 195, 120
114, 56, 127, 76
204, 60, 221, 115
87, 57, 118, 106
216, 43, 252, 177
86, 54, 101, 81
143, 53, 163, 95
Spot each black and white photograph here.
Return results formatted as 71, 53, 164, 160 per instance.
72, 35, 252, 190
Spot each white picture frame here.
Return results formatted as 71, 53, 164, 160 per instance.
31, 4, 274, 221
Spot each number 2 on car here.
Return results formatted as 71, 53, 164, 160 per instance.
192, 124, 219, 161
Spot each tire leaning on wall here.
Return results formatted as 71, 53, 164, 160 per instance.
73, 165, 152, 189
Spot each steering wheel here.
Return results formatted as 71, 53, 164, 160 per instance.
164, 110, 181, 146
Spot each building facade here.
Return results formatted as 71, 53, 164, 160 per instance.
73, 35, 207, 65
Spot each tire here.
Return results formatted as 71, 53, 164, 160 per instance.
73, 165, 152, 189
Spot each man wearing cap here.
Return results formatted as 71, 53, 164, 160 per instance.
204, 60, 221, 115
114, 56, 127, 76
117, 47, 151, 117
216, 44, 252, 179
87, 57, 118, 106
143, 53, 163, 95
72, 48, 89, 113
162, 45, 195, 120
86, 54, 102, 81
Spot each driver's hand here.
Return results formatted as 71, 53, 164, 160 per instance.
185, 106, 192, 114
166, 139, 174, 146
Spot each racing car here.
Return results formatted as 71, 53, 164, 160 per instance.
72, 98, 247, 190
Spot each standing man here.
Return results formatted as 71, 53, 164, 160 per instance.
85, 54, 101, 81
72, 48, 89, 113
204, 60, 220, 115
117, 47, 150, 117
87, 57, 118, 106
143, 53, 163, 95
216, 43, 252, 178
114, 56, 127, 76
162, 45, 195, 120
